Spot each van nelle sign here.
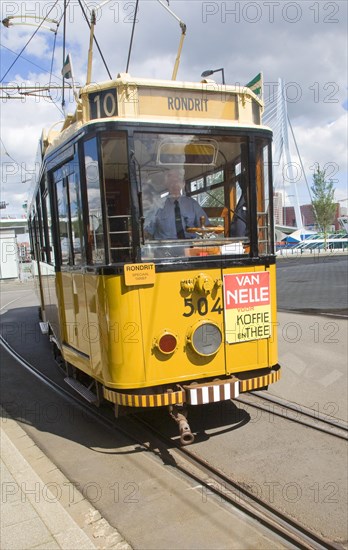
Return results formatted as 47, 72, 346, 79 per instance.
223, 272, 271, 343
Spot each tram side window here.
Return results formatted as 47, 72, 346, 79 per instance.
53, 163, 85, 266
101, 133, 131, 263
56, 177, 71, 265
28, 213, 36, 260
36, 194, 45, 262
84, 138, 105, 264
40, 188, 50, 264
255, 139, 273, 255
33, 214, 41, 260
44, 191, 55, 265
68, 172, 84, 265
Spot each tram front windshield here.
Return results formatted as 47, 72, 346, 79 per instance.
134, 132, 272, 259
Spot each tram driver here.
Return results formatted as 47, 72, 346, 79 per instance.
145, 168, 209, 239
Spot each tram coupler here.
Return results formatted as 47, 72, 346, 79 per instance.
169, 405, 195, 445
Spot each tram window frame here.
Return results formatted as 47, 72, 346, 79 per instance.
41, 186, 51, 264
32, 212, 41, 262
100, 131, 132, 264
55, 175, 72, 266
28, 213, 36, 260
36, 193, 45, 262
67, 169, 85, 266
52, 157, 86, 267
255, 138, 274, 256
83, 136, 107, 265
43, 184, 55, 266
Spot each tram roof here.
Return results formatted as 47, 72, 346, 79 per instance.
41, 73, 269, 157
81, 72, 264, 98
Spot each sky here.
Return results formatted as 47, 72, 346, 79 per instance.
0, 0, 347, 218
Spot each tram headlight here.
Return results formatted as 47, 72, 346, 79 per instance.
154, 331, 178, 354
186, 321, 222, 356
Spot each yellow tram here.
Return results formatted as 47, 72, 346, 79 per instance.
29, 72, 281, 443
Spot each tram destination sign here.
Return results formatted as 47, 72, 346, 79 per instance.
86, 86, 239, 121
138, 88, 238, 120
223, 271, 272, 343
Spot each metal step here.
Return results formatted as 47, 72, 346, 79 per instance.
39, 322, 49, 335
64, 377, 98, 404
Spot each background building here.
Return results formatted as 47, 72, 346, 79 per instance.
283, 203, 342, 231
0, 217, 30, 279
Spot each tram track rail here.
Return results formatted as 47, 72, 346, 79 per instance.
130, 414, 341, 550
235, 391, 348, 441
0, 334, 340, 550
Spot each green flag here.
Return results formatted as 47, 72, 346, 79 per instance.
245, 72, 263, 98
62, 54, 73, 80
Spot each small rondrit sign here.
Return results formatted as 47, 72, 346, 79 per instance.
223, 271, 271, 343
124, 263, 155, 286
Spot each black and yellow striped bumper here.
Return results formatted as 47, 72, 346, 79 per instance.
103, 365, 281, 408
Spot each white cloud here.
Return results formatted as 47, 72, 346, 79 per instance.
291, 114, 348, 204
295, 115, 348, 173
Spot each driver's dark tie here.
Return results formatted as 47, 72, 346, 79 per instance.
174, 200, 185, 238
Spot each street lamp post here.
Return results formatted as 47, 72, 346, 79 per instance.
201, 68, 225, 84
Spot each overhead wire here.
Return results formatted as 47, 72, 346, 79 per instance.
126, 0, 140, 73
48, 2, 68, 116
0, 0, 60, 83
62, 0, 68, 110
48, 34, 66, 117
0, 137, 22, 166
1, 2, 71, 114
78, 0, 112, 79
1, 44, 61, 80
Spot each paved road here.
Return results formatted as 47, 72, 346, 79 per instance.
276, 254, 348, 314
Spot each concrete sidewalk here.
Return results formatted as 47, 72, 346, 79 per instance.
0, 409, 131, 550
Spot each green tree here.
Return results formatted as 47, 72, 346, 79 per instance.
311, 165, 336, 249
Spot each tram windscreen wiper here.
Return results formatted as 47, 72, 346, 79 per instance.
130, 150, 145, 244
